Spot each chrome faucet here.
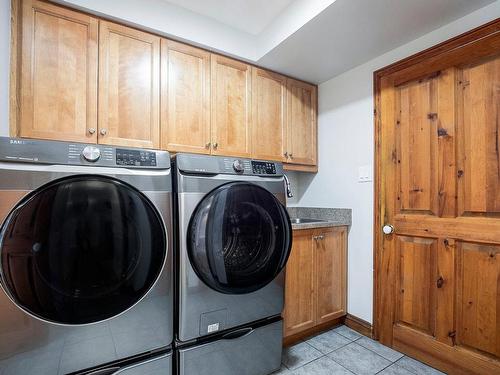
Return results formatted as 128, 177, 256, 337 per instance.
283, 174, 293, 198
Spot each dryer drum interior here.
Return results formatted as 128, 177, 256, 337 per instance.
187, 182, 292, 294
0, 175, 166, 325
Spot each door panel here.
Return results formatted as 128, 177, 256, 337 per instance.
211, 55, 252, 157
460, 57, 500, 216
457, 242, 500, 357
396, 236, 437, 335
376, 23, 500, 374
161, 40, 211, 154
20, 0, 98, 142
98, 21, 160, 148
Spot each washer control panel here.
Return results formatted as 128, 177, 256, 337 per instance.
251, 161, 277, 175
116, 149, 157, 167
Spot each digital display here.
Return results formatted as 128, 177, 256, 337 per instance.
251, 161, 276, 174
116, 149, 157, 166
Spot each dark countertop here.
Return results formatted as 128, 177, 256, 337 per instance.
287, 207, 351, 230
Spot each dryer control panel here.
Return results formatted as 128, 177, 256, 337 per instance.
251, 161, 276, 175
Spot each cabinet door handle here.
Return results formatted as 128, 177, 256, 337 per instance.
88, 128, 96, 135
213, 142, 218, 150
100, 129, 107, 136
284, 151, 289, 158
289, 153, 293, 158
205, 142, 211, 149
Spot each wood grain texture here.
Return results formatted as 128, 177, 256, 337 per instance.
316, 227, 347, 324
20, 0, 98, 142
160, 39, 211, 154
9, 0, 21, 136
375, 18, 500, 374
210, 54, 252, 158
98, 20, 160, 148
286, 78, 317, 166
283, 229, 316, 337
251, 68, 287, 161
345, 314, 373, 338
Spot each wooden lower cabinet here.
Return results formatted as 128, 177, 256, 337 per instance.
283, 226, 347, 338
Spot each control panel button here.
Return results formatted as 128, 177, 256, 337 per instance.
116, 149, 157, 167
233, 159, 244, 173
82, 146, 101, 162
251, 161, 276, 174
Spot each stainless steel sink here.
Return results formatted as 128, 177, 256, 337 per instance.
290, 218, 327, 224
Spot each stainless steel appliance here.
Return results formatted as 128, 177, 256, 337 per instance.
0, 137, 173, 375
173, 153, 292, 375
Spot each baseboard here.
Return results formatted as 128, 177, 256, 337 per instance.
344, 313, 373, 338
283, 317, 345, 347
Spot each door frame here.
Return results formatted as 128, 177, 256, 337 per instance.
373, 17, 500, 342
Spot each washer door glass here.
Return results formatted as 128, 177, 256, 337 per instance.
0, 175, 166, 325
188, 182, 292, 294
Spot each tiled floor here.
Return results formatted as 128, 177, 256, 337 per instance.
275, 325, 446, 375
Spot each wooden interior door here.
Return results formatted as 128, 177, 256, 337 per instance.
375, 20, 500, 375
211, 54, 252, 158
19, 0, 98, 143
283, 229, 316, 337
251, 68, 287, 161
286, 78, 317, 166
316, 227, 347, 324
98, 21, 160, 148
161, 40, 211, 154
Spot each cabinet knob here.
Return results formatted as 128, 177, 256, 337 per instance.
88, 128, 96, 135
289, 153, 293, 158
100, 129, 107, 136
205, 142, 211, 149
213, 142, 218, 150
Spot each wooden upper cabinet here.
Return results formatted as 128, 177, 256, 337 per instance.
211, 54, 252, 158
98, 21, 160, 148
286, 78, 317, 166
161, 40, 211, 154
19, 0, 98, 142
251, 68, 287, 161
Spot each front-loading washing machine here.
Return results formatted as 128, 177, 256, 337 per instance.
0, 137, 174, 375
173, 153, 292, 375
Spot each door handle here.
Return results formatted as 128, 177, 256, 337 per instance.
100, 129, 107, 136
221, 327, 254, 340
382, 224, 394, 235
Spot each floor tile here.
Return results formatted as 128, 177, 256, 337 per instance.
306, 330, 351, 354
378, 363, 415, 375
356, 336, 403, 362
282, 342, 323, 370
395, 356, 445, 375
292, 356, 354, 375
328, 342, 391, 375
333, 325, 363, 341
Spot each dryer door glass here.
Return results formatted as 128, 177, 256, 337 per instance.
188, 182, 292, 294
0, 175, 166, 325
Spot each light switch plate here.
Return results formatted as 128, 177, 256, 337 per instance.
358, 165, 372, 183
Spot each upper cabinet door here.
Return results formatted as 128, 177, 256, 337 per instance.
286, 78, 317, 166
20, 0, 98, 143
161, 40, 211, 154
252, 69, 287, 162
98, 21, 160, 148
211, 55, 252, 158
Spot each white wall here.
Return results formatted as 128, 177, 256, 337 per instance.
0, 0, 9, 136
292, 0, 500, 323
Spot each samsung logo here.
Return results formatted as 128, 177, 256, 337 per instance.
9, 140, 25, 145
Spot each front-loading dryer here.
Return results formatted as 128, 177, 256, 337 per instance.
173, 153, 292, 375
0, 137, 173, 375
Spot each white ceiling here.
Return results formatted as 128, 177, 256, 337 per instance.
164, 0, 295, 35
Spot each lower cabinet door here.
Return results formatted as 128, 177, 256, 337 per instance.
178, 320, 282, 375
316, 227, 347, 324
283, 230, 316, 336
